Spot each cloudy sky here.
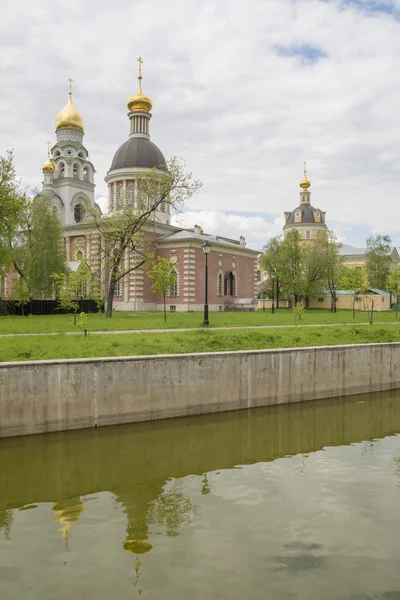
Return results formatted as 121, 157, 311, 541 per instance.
2, 0, 400, 250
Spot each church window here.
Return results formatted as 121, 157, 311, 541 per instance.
74, 204, 84, 223
224, 272, 235, 296
59, 162, 65, 177
66, 150, 72, 156
126, 181, 135, 205
73, 163, 80, 179
256, 270, 261, 283
295, 211, 301, 218
54, 150, 60, 157
218, 273, 223, 296
113, 279, 122, 297
169, 268, 178, 297
315, 211, 320, 217
160, 202, 166, 212
78, 152, 85, 158
306, 231, 311, 240
83, 168, 88, 181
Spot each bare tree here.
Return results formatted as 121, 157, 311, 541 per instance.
88, 157, 202, 318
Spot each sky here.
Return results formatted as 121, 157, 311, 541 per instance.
2, 0, 400, 251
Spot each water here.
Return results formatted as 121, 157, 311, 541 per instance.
1, 392, 400, 599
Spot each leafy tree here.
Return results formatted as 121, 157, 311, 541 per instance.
278, 230, 304, 302
387, 266, 400, 318
293, 301, 304, 325
260, 236, 284, 307
314, 230, 343, 312
23, 193, 67, 298
148, 258, 177, 322
9, 276, 30, 316
365, 234, 392, 290
0, 150, 28, 278
52, 253, 94, 325
338, 268, 365, 319
88, 157, 202, 318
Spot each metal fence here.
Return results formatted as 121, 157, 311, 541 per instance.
0, 299, 101, 316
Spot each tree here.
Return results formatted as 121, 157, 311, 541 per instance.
260, 236, 284, 307
278, 230, 304, 302
0, 150, 28, 278
365, 234, 392, 290
23, 193, 67, 298
88, 157, 202, 318
339, 268, 365, 319
52, 253, 94, 325
9, 276, 30, 316
148, 258, 177, 322
387, 266, 400, 318
314, 230, 343, 312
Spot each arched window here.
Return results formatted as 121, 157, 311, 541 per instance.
78, 151, 85, 158
83, 167, 88, 181
73, 163, 80, 179
113, 279, 122, 297
59, 162, 65, 177
169, 269, 178, 297
218, 273, 223, 296
74, 204, 84, 223
224, 271, 235, 296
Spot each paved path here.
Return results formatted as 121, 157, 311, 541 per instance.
0, 321, 397, 338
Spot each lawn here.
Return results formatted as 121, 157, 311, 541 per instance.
0, 308, 398, 335
1, 323, 400, 362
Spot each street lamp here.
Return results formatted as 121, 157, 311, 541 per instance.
271, 271, 276, 314
202, 241, 212, 325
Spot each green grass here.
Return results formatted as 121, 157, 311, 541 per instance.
1, 323, 400, 362
0, 308, 399, 335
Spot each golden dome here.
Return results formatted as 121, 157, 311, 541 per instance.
127, 56, 152, 113
300, 161, 311, 191
42, 155, 55, 173
55, 80, 84, 133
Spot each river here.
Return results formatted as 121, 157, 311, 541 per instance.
1, 391, 400, 599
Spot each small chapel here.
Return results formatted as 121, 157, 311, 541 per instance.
37, 59, 259, 312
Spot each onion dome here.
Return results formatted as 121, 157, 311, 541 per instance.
55, 79, 84, 133
127, 56, 152, 113
42, 153, 55, 173
300, 161, 311, 191
110, 138, 166, 170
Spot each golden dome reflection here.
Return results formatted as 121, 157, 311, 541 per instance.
55, 78, 84, 133
300, 161, 311, 191
127, 56, 153, 113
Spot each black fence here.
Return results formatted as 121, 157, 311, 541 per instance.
0, 299, 101, 316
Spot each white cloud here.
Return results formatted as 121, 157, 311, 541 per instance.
2, 0, 400, 246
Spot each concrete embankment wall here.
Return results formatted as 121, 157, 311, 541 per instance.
0, 342, 399, 438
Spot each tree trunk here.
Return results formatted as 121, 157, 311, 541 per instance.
276, 281, 280, 309
106, 268, 119, 318
163, 294, 166, 323
353, 298, 356, 319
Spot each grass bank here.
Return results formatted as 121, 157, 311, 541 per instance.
1, 323, 400, 362
0, 308, 398, 334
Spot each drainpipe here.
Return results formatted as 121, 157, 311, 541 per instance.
187, 240, 193, 311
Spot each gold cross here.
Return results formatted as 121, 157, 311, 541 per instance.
304, 161, 307, 177
137, 56, 143, 79
68, 78, 73, 94
47, 140, 51, 157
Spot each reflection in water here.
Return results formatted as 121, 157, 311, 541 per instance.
1, 390, 400, 598
0, 509, 13, 540
52, 498, 84, 550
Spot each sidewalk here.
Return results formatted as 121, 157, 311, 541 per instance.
0, 321, 395, 338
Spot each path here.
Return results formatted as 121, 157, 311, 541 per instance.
0, 321, 396, 338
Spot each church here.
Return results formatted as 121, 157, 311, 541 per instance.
37, 60, 259, 312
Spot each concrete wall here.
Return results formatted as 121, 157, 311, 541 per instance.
1, 342, 400, 438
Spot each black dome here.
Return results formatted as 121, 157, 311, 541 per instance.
110, 138, 167, 171
285, 204, 325, 225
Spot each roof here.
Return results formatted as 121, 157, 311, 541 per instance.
317, 288, 389, 296
339, 244, 366, 257
157, 228, 258, 253
110, 138, 166, 171
285, 203, 326, 226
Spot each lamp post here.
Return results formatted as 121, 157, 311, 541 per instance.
271, 271, 276, 314
333, 281, 337, 314
202, 241, 212, 326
